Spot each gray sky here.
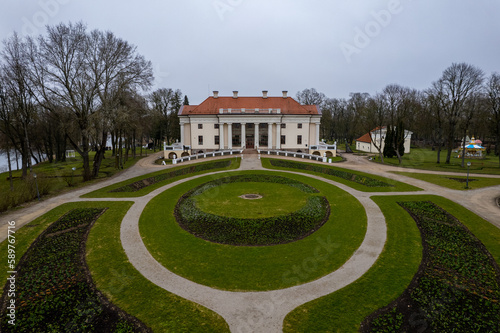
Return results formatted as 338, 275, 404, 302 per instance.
1, 0, 499, 104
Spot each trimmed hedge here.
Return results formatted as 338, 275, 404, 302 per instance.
268, 159, 393, 187
175, 175, 329, 246
109, 160, 231, 192
0, 208, 150, 332
362, 201, 500, 332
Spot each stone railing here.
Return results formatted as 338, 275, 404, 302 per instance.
172, 150, 243, 164
257, 149, 334, 163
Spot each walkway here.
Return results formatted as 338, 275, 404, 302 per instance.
1, 151, 499, 332
118, 153, 387, 332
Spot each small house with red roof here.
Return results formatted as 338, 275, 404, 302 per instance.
355, 126, 412, 154
170, 91, 322, 157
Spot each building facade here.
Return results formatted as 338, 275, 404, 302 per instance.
176, 91, 322, 155
356, 126, 412, 154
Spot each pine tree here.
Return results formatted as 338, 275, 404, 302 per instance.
183, 95, 189, 106
383, 126, 395, 158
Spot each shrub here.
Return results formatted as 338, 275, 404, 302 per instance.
175, 175, 329, 246
362, 201, 500, 332
268, 159, 393, 187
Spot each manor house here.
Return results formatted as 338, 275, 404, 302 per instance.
175, 91, 322, 155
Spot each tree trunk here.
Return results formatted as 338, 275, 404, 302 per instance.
460, 129, 467, 168
6, 144, 14, 191
92, 130, 107, 178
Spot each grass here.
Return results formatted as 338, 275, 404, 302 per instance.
0, 151, 145, 212
371, 148, 500, 175
0, 202, 230, 332
195, 182, 309, 218
283, 195, 500, 332
392, 171, 500, 190
139, 170, 367, 291
262, 158, 422, 192
82, 157, 241, 198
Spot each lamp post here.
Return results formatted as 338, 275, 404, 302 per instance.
34, 173, 40, 201
466, 162, 471, 189
71, 167, 76, 186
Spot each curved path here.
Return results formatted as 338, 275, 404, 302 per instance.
116, 156, 388, 332
1, 151, 499, 332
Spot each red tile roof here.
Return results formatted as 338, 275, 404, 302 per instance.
356, 126, 386, 143
356, 132, 372, 143
179, 96, 320, 115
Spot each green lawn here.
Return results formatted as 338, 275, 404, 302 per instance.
392, 171, 500, 190
371, 148, 500, 175
0, 151, 145, 212
195, 182, 309, 218
139, 170, 367, 291
82, 157, 241, 198
0, 202, 230, 332
283, 195, 500, 332
262, 158, 422, 192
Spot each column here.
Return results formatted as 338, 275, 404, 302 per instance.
219, 122, 224, 150
316, 123, 320, 145
180, 123, 184, 145
268, 123, 273, 149
276, 123, 281, 150
228, 123, 233, 150
241, 123, 246, 148
254, 123, 259, 148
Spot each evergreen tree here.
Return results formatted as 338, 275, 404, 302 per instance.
383, 126, 395, 158
183, 95, 189, 105
395, 121, 405, 157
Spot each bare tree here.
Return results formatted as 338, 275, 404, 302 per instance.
486, 72, 500, 167
26, 22, 153, 181
357, 93, 385, 162
1, 33, 37, 178
296, 88, 326, 107
432, 63, 484, 164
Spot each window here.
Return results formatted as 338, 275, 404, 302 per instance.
214, 124, 219, 129
214, 135, 219, 145
297, 135, 302, 145
297, 123, 302, 129
281, 123, 286, 129
198, 124, 203, 129
198, 136, 203, 145
281, 135, 286, 145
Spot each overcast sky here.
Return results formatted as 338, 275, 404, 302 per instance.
1, 0, 499, 104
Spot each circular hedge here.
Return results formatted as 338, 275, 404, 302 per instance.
174, 175, 330, 246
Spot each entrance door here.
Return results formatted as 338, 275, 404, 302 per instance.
246, 135, 254, 148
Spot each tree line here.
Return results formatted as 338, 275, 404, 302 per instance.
0, 22, 184, 186
297, 63, 500, 167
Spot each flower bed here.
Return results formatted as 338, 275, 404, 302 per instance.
109, 160, 231, 192
361, 201, 500, 332
268, 159, 393, 187
0, 208, 150, 332
175, 175, 330, 246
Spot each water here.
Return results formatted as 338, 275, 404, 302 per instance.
0, 151, 46, 173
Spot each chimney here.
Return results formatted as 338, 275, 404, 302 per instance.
213, 91, 219, 98
262, 90, 268, 99
282, 90, 288, 98
233, 91, 238, 99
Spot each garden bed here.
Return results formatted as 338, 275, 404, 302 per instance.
109, 160, 231, 192
175, 174, 329, 246
0, 208, 150, 332
361, 201, 500, 332
268, 159, 393, 187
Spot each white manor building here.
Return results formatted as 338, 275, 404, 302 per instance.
168, 91, 328, 158
356, 126, 412, 154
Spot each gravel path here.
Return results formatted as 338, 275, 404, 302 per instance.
1, 151, 498, 332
